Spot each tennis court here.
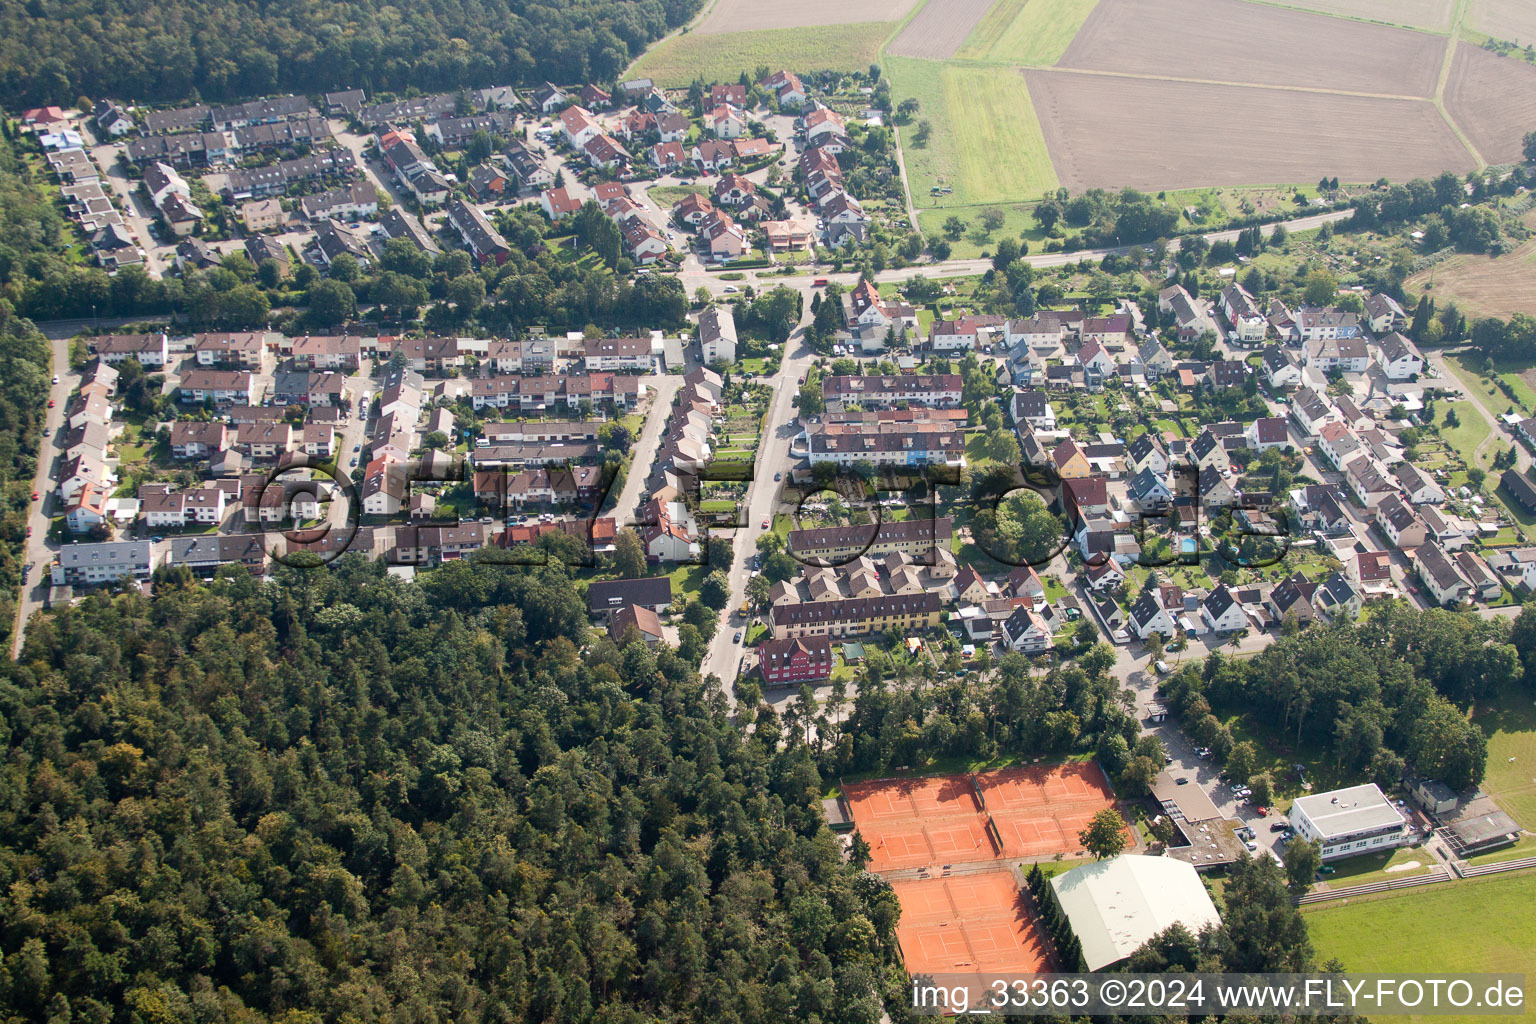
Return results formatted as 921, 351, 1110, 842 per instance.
979, 762, 1126, 859
845, 762, 1124, 871
893, 870, 1052, 975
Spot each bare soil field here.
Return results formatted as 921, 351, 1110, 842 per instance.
1405, 238, 1536, 321
1444, 44, 1536, 165
694, 0, 919, 34
1471, 0, 1536, 45
1024, 70, 1474, 192
887, 0, 997, 58
1240, 0, 1453, 31
1057, 0, 1442, 97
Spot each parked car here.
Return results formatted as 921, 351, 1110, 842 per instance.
733, 631, 742, 642
1175, 777, 1190, 786
1270, 821, 1289, 833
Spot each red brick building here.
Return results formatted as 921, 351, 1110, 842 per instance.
758, 636, 833, 686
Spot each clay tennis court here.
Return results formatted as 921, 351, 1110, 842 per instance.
893, 870, 1051, 975
845, 762, 1123, 871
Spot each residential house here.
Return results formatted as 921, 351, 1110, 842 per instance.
698, 305, 737, 364
1376, 332, 1424, 380
769, 592, 942, 640
1365, 293, 1408, 335
759, 636, 833, 685
1261, 345, 1303, 389
1375, 493, 1426, 549
1201, 584, 1247, 633
1246, 417, 1290, 452
1394, 462, 1444, 505
1417, 542, 1471, 606
1001, 606, 1053, 653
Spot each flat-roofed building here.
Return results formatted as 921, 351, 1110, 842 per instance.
1288, 784, 1409, 861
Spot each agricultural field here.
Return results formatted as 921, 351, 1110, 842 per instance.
1475, 689, 1536, 831
1443, 44, 1536, 166
886, 57, 1058, 206
1405, 237, 1536, 320
693, 0, 919, 33
626, 22, 892, 86
1305, 873, 1536, 990
886, 0, 995, 59
1023, 71, 1473, 191
1470, 0, 1536, 45
1239, 0, 1454, 31
955, 0, 1102, 65
1057, 0, 1443, 96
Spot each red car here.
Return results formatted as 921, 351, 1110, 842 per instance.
761, 518, 770, 529
30, 491, 38, 501
47, 399, 55, 408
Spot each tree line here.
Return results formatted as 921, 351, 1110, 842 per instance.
1, 0, 701, 107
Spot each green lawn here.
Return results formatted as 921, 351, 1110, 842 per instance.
647, 184, 710, 208
1464, 834, 1536, 865
886, 56, 1058, 209
1305, 873, 1536, 1004
1438, 401, 1492, 469
627, 22, 893, 86
955, 0, 1101, 66
1474, 688, 1536, 831
1314, 845, 1434, 888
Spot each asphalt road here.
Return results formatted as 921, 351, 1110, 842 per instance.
11, 336, 74, 658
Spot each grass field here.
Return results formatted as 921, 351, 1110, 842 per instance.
1474, 689, 1536, 831
627, 22, 893, 86
647, 184, 710, 208
1443, 351, 1536, 419
1438, 400, 1493, 468
1305, 872, 1536, 1005
1406, 237, 1536, 321
887, 57, 1058, 208
956, 0, 1101, 65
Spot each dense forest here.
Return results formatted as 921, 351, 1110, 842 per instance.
1159, 605, 1510, 792
0, 558, 906, 1023
0, 0, 702, 108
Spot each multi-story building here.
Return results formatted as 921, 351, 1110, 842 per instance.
787, 518, 954, 563
822, 374, 963, 412
758, 636, 833, 685
1289, 784, 1410, 861
768, 592, 942, 640
51, 541, 152, 586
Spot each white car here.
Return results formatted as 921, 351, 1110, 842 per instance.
723, 285, 739, 293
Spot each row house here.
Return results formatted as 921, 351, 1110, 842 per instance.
179, 369, 256, 406
223, 149, 356, 200
446, 196, 511, 266
640, 494, 699, 562
170, 421, 229, 459
480, 419, 600, 444
166, 534, 267, 573
486, 339, 556, 374
805, 426, 964, 468
299, 181, 378, 222
1418, 541, 1472, 606
194, 331, 269, 367
391, 522, 490, 565
1304, 336, 1370, 373
787, 517, 954, 563
769, 592, 942, 640
291, 334, 362, 370
425, 111, 516, 150
466, 373, 645, 413
822, 374, 963, 412
237, 422, 296, 460
94, 332, 169, 368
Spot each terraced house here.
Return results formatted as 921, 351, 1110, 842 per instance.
787, 517, 955, 563
768, 592, 942, 640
